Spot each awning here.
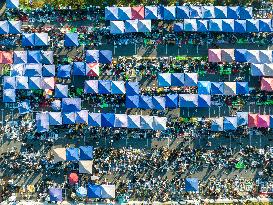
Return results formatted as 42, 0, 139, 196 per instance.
140, 115, 153, 129
41, 50, 53, 64
179, 94, 198, 107
3, 89, 16, 102
248, 113, 258, 128
126, 95, 139, 108
28, 77, 41, 89
185, 178, 198, 192
224, 82, 236, 95
184, 73, 198, 86
27, 50, 42, 63
114, 114, 128, 128
86, 50, 99, 63
110, 21, 125, 34
237, 112, 248, 126
144, 6, 158, 19
24, 63, 42, 76
125, 20, 138, 33
35, 33, 48, 46
198, 81, 211, 95
57, 64, 71, 78
176, 6, 190, 19
198, 95, 211, 107
111, 81, 126, 94
16, 76, 28, 89
208, 49, 221, 62
126, 82, 139, 95
75, 110, 88, 124
62, 98, 81, 112
13, 51, 27, 64
221, 49, 235, 62
211, 117, 224, 131
152, 96, 165, 110
66, 148, 79, 161
62, 112, 76, 124
163, 6, 176, 20
64, 33, 79, 47
118, 7, 132, 20
127, 115, 141, 129
105, 7, 118, 20
165, 94, 178, 108
224, 117, 237, 130
3, 76, 16, 89
48, 112, 62, 125
101, 113, 115, 127
236, 82, 249, 95
86, 63, 100, 77
88, 113, 101, 127
22, 33, 35, 47
131, 6, 144, 19
98, 80, 111, 94
153, 117, 167, 131
84, 80, 99, 94
139, 95, 153, 109
158, 73, 172, 87
257, 114, 270, 128
42, 65, 55, 77
73, 62, 86, 76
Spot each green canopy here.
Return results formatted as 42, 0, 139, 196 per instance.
235, 161, 246, 169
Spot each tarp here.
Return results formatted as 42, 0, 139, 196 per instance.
84, 80, 99, 94
53, 148, 66, 163
118, 7, 132, 20
48, 112, 62, 125
197, 20, 209, 32
127, 115, 141, 129
234, 49, 247, 62
126, 82, 139, 95
189, 6, 202, 18
257, 114, 270, 128
126, 95, 139, 108
41, 51, 53, 64
3, 89, 15, 102
221, 49, 235, 62
86, 63, 100, 77
57, 64, 71, 78
62, 112, 76, 124
13, 51, 27, 64
49, 188, 62, 202
251, 64, 264, 76
210, 82, 224, 95
140, 115, 153, 129
166, 94, 178, 108
22, 33, 35, 47
101, 185, 115, 199
185, 178, 198, 192
171, 73, 184, 86
99, 50, 112, 64
114, 114, 128, 128
264, 64, 273, 76
10, 64, 24, 76
24, 63, 42, 76
8, 21, 21, 34
73, 62, 86, 76
176, 6, 190, 19
35, 33, 48, 46
158, 73, 172, 87
111, 81, 125, 94
227, 6, 240, 19
139, 95, 153, 109
55, 84, 68, 98
152, 96, 165, 110
184, 73, 198, 86
239, 7, 252, 19
208, 49, 221, 62
236, 82, 249, 95
101, 113, 115, 127
110, 21, 125, 34
87, 185, 101, 198
79, 161, 93, 174
88, 113, 101, 127
137, 20, 151, 32
261, 77, 273, 91
214, 6, 227, 18
173, 23, 184, 32
234, 20, 246, 33
125, 20, 138, 33
211, 117, 224, 131
202, 6, 215, 18
27, 50, 42, 63
153, 116, 167, 131
209, 19, 222, 32
16, 76, 28, 89
3, 76, 16, 89
64, 33, 79, 47
163, 6, 176, 20
259, 50, 273, 64
105, 7, 118, 20
224, 82, 236, 95
42, 65, 55, 77
41, 77, 55, 89
75, 110, 88, 124
198, 94, 211, 107
66, 148, 79, 161
131, 6, 144, 19
259, 19, 272, 32
222, 19, 234, 33
62, 98, 81, 112
246, 19, 259, 32
86, 50, 99, 63
224, 117, 237, 131
76, 186, 87, 197
198, 81, 211, 94
98, 80, 111, 94
248, 113, 258, 128
144, 6, 158, 19
0, 21, 9, 34
237, 112, 248, 126
36, 112, 49, 132
179, 94, 198, 107
18, 100, 31, 114
6, 0, 19, 9
184, 19, 197, 32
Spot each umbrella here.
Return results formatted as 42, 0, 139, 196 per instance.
110, 21, 125, 34
76, 187, 87, 198
126, 82, 139, 95
62, 98, 81, 112
22, 33, 35, 47
127, 115, 141, 129
79, 146, 93, 160
28, 77, 41, 89
84, 80, 99, 94
68, 173, 78, 185
111, 81, 126, 94
55, 84, 68, 98
49, 188, 62, 202
64, 33, 79, 47
158, 73, 171, 87
42, 65, 55, 77
88, 113, 101, 127
66, 148, 79, 161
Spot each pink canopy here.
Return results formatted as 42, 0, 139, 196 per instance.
261, 77, 273, 91
208, 49, 221, 62
0, 51, 13, 64
257, 114, 270, 128
248, 114, 258, 128
131, 7, 145, 19
221, 49, 235, 63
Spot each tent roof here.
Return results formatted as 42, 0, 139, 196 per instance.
163, 6, 176, 20
222, 19, 234, 32
48, 112, 62, 125
209, 19, 222, 32
224, 82, 236, 95
137, 20, 151, 32
234, 20, 246, 33
131, 6, 145, 20
18, 100, 31, 114
99, 50, 112, 64
214, 6, 227, 18
166, 94, 178, 108
57, 64, 72, 78
8, 21, 21, 34
158, 73, 172, 87
237, 112, 248, 126
246, 19, 259, 32
126, 95, 139, 108
110, 21, 125, 34
62, 112, 76, 124
257, 114, 270, 128
55, 84, 68, 98
239, 7, 252, 19
185, 178, 198, 192
227, 6, 240, 19
189, 6, 202, 18
87, 184, 101, 198
125, 20, 138, 33
42, 65, 55, 77
53, 148, 66, 163
24, 63, 42, 77
251, 64, 264, 76
41, 77, 55, 89
126, 81, 139, 95
75, 110, 88, 124
86, 50, 100, 63
153, 116, 167, 130
224, 116, 237, 131
22, 33, 35, 47
184, 19, 197, 32
144, 6, 158, 19
179, 94, 198, 107
105, 7, 118, 20
248, 113, 258, 128
28, 77, 41, 89
35, 33, 48, 46
139, 95, 153, 109
64, 33, 79, 47
88, 113, 102, 127
184, 73, 198, 86
66, 147, 79, 161
198, 94, 211, 107
62, 98, 81, 112
86, 63, 100, 77
173, 23, 184, 32
176, 6, 190, 19
101, 185, 116, 199
49, 188, 62, 202
41, 50, 53, 64
0, 21, 9, 34
101, 113, 115, 127
221, 49, 235, 62
10, 64, 24, 76
98, 80, 111, 94
127, 115, 141, 129
114, 114, 128, 128
202, 6, 215, 18
140, 115, 154, 129
152, 96, 166, 110
73, 62, 86, 76
36, 112, 49, 132
84, 80, 99, 94
3, 76, 16, 89
198, 81, 211, 95
79, 160, 93, 174
211, 117, 224, 131
16, 76, 28, 89
13, 50, 27, 64
118, 7, 132, 20
3, 89, 16, 102
211, 82, 224, 95
111, 81, 125, 94
261, 77, 273, 92
1, 51, 13, 64
27, 50, 42, 63
234, 49, 247, 62
236, 82, 249, 95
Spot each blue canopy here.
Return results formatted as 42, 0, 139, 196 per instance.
197, 20, 208, 32
16, 76, 28, 89
209, 19, 222, 32
100, 185, 115, 199
98, 80, 111, 94
110, 21, 125, 34
184, 19, 197, 32
62, 98, 81, 112
79, 146, 93, 160
8, 21, 21, 34
24, 63, 42, 76
114, 114, 128, 128
86, 50, 99, 63
227, 6, 240, 19
18, 100, 31, 114
171, 73, 184, 86
87, 184, 101, 198
179, 94, 198, 107
88, 113, 102, 127
0, 21, 9, 34
36, 112, 49, 132
41, 77, 55, 89
111, 81, 125, 94
185, 178, 198, 192
99, 50, 112, 64
28, 77, 41, 89
246, 19, 259, 32
173, 23, 184, 32
198, 95, 211, 107
125, 20, 138, 33
27, 50, 42, 63
234, 49, 247, 62
184, 73, 198, 86
234, 20, 246, 33
10, 64, 24, 76
158, 73, 171, 87
163, 6, 176, 20
84, 80, 98, 94
22, 33, 35, 47
237, 112, 248, 126
222, 19, 234, 32
251, 64, 264, 76
13, 51, 27, 64
214, 6, 227, 18
259, 19, 272, 32
55, 84, 68, 98
137, 20, 151, 33
145, 6, 158, 19
260, 50, 272, 64
140, 115, 154, 129
224, 117, 237, 131
202, 6, 215, 18
42, 65, 55, 77
198, 81, 211, 94
139, 95, 153, 109
236, 82, 249, 95
41, 51, 53, 64
245, 50, 260, 64
51, 100, 61, 111
66, 148, 79, 161
48, 112, 62, 125
105, 7, 119, 20
127, 115, 141, 129
126, 82, 139, 95
152, 96, 165, 110
189, 6, 202, 18
166, 94, 178, 108
126, 95, 139, 108
49, 188, 62, 202
57, 65, 71, 78
3, 76, 16, 89
75, 110, 88, 124
73, 62, 86, 76
62, 112, 76, 124
64, 33, 79, 47
210, 82, 224, 95
35, 33, 48, 46
118, 7, 132, 20
3, 89, 16, 102
211, 117, 224, 131
101, 113, 115, 127
239, 7, 252, 19
6, 0, 19, 9
176, 6, 189, 19
153, 117, 167, 131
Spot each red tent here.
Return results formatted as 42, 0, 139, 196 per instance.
257, 114, 270, 128
1, 51, 13, 64
261, 77, 273, 92
248, 114, 258, 128
131, 7, 145, 19
68, 173, 78, 185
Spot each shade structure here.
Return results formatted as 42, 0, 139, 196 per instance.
10, 64, 24, 76
98, 80, 111, 94
75, 110, 88, 124
144, 6, 158, 19
34, 33, 48, 46
198, 95, 211, 107
236, 82, 249, 95
16, 76, 28, 89
211, 117, 224, 131
3, 76, 16, 89
73, 62, 86, 76
251, 64, 264, 76
166, 94, 178, 108
234, 20, 246, 33
246, 19, 259, 32
173, 23, 184, 32
237, 112, 248, 126
131, 6, 144, 19
198, 81, 211, 94
53, 148, 66, 163
185, 178, 198, 192
261, 77, 273, 92
197, 20, 208, 32
22, 33, 35, 47
259, 19, 272, 32
234, 49, 247, 62
114, 114, 128, 128
8, 21, 21, 34
86, 63, 100, 77
3, 89, 15, 102
79, 161, 93, 174
153, 116, 167, 131
126, 82, 139, 95
126, 95, 139, 108
248, 113, 258, 128
0, 21, 8, 34
51, 100, 61, 111
137, 20, 151, 32
125, 20, 138, 33
41, 50, 53, 64
66, 148, 79, 161
62, 98, 81, 112
86, 50, 99, 63
41, 77, 55, 89
48, 112, 62, 125
111, 81, 126, 94
76, 186, 87, 197
62, 112, 76, 124
264, 64, 273, 76
24, 63, 42, 77
179, 94, 198, 107
118, 7, 132, 20
221, 49, 235, 62
140, 115, 153, 129
88, 113, 101, 127
110, 21, 125, 34
64, 33, 79, 47
158, 73, 171, 87
27, 50, 42, 63
257, 114, 270, 128
171, 73, 184, 86
6, 0, 19, 9
87, 185, 101, 198
127, 115, 141, 129
101, 185, 115, 199
36, 112, 49, 132
18, 100, 31, 114
13, 51, 27, 64
224, 82, 236, 95
184, 73, 198, 86
42, 65, 55, 77
208, 49, 221, 62
239, 7, 252, 19
202, 6, 215, 18
139, 95, 153, 109
214, 6, 227, 18
105, 7, 118, 20
49, 188, 62, 202
101, 113, 115, 127
163, 6, 176, 20
28, 77, 41, 89
68, 173, 78, 185
259, 50, 273, 64
222, 19, 234, 32
189, 6, 202, 18
209, 19, 222, 32
184, 19, 197, 32
1, 51, 13, 64
152, 96, 165, 110
57, 65, 72, 78
227, 6, 240, 19
55, 84, 68, 98
99, 50, 112, 64
224, 117, 237, 131
84, 80, 99, 94
176, 6, 190, 19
